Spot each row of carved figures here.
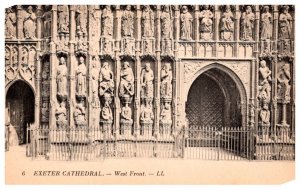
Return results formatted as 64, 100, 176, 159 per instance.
256, 59, 291, 129
53, 56, 173, 131
5, 5, 294, 41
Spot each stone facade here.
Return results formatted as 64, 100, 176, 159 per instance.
5, 5, 295, 143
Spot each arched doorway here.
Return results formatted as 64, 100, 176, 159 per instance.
186, 68, 242, 128
6, 80, 35, 144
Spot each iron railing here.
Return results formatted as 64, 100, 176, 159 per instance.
25, 125, 295, 161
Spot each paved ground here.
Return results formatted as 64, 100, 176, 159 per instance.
5, 145, 295, 185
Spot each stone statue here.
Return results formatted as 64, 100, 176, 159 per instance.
260, 102, 270, 125
102, 5, 113, 37
199, 5, 213, 38
41, 102, 49, 122
160, 102, 172, 122
55, 101, 67, 127
43, 10, 52, 37
119, 61, 134, 97
56, 57, 68, 97
141, 63, 154, 99
142, 5, 154, 37
140, 101, 154, 123
76, 57, 87, 97
277, 63, 291, 101
23, 6, 37, 39
5, 7, 16, 39
121, 104, 133, 122
75, 5, 88, 35
74, 102, 86, 125
161, 5, 173, 39
258, 60, 272, 103
99, 62, 114, 96
180, 6, 193, 40
58, 5, 69, 34
101, 99, 113, 121
161, 63, 172, 98
241, 6, 255, 41
220, 5, 234, 41
90, 6, 100, 38
279, 6, 293, 39
122, 5, 134, 37
261, 6, 272, 40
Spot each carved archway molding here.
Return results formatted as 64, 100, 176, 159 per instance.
182, 62, 248, 127
5, 78, 36, 97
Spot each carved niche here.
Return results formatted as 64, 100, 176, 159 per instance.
89, 5, 100, 39
75, 56, 87, 99
142, 5, 154, 38
199, 5, 213, 41
277, 61, 291, 102
5, 7, 17, 39
140, 61, 154, 135
119, 60, 135, 136
75, 5, 88, 36
55, 100, 67, 128
41, 59, 50, 97
101, 5, 113, 37
56, 56, 68, 99
240, 6, 255, 41
42, 6, 52, 38
121, 5, 134, 37
260, 5, 272, 40
180, 6, 193, 40
220, 5, 234, 41
279, 6, 292, 40
90, 56, 101, 127
58, 5, 69, 34
74, 100, 87, 128
20, 46, 36, 84
23, 6, 37, 39
161, 5, 173, 39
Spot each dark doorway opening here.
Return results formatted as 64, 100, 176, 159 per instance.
6, 81, 35, 144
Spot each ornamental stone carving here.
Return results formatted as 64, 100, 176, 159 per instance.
261, 6, 272, 40
161, 63, 172, 99
142, 5, 154, 37
55, 101, 67, 128
76, 56, 87, 98
180, 6, 193, 40
90, 56, 100, 108
277, 62, 291, 101
75, 5, 88, 36
56, 56, 68, 98
119, 61, 134, 98
99, 62, 114, 97
122, 5, 134, 37
220, 5, 234, 41
5, 7, 16, 39
90, 6, 100, 39
140, 100, 154, 123
161, 5, 173, 39
199, 5, 213, 40
20, 47, 35, 82
43, 9, 52, 37
258, 60, 272, 103
58, 5, 69, 34
141, 63, 154, 99
241, 6, 255, 41
41, 101, 49, 122
101, 5, 113, 37
101, 96, 113, 122
279, 6, 292, 39
23, 6, 37, 39
259, 102, 270, 125
159, 101, 172, 135
74, 101, 86, 127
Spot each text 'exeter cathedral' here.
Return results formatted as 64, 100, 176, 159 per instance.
5, 5, 294, 149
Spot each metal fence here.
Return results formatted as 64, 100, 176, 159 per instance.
25, 125, 295, 161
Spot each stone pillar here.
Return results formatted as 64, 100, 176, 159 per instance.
273, 6, 279, 53
49, 5, 58, 128
69, 5, 76, 128
174, 5, 180, 53
16, 5, 23, 39
194, 5, 199, 56
234, 5, 240, 57
254, 5, 260, 131
35, 5, 43, 126
213, 5, 220, 57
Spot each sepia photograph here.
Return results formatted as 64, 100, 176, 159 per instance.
3, 2, 296, 186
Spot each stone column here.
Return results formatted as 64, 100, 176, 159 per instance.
35, 5, 43, 126
49, 5, 58, 128
234, 5, 240, 57
254, 5, 260, 131
69, 5, 76, 128
16, 5, 23, 39
213, 5, 220, 57
194, 5, 199, 56
273, 6, 279, 53
174, 5, 180, 53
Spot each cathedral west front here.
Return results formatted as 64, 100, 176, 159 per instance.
5, 5, 295, 160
